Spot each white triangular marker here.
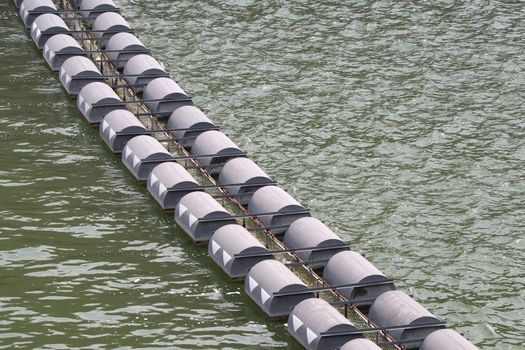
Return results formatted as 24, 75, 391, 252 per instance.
188, 213, 197, 227
149, 173, 158, 186
248, 276, 258, 292
260, 288, 271, 304
64, 73, 72, 86
178, 204, 187, 218
35, 28, 41, 41
158, 183, 167, 197
306, 328, 318, 344
133, 155, 141, 167
222, 250, 232, 265
108, 128, 116, 141
78, 94, 84, 109
292, 315, 303, 332
123, 146, 131, 159
211, 240, 220, 255
101, 120, 109, 132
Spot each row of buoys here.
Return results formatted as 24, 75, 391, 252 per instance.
14, 1, 480, 349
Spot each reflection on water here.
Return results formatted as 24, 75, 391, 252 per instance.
1, 0, 524, 349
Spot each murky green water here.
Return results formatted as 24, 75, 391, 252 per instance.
1, 1, 524, 349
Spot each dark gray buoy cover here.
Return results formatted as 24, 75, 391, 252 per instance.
70, 0, 86, 8
166, 105, 216, 149
248, 186, 310, 234
92, 12, 131, 48
174, 191, 235, 243
208, 224, 272, 279
106, 32, 147, 70
218, 157, 274, 206
99, 109, 146, 154
420, 329, 479, 350
79, 0, 119, 26
142, 77, 192, 117
59, 56, 104, 97
43, 34, 86, 71
20, 0, 57, 28
340, 339, 382, 350
244, 259, 313, 318
191, 130, 245, 176
71, 0, 84, 8
13, 0, 24, 9
121, 135, 173, 181
30, 14, 69, 49
368, 291, 445, 349
122, 55, 167, 94
323, 251, 395, 306
284, 217, 349, 270
147, 162, 202, 210
288, 298, 362, 350
77, 82, 126, 124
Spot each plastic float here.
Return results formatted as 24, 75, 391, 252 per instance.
59, 55, 104, 96
218, 157, 274, 205
284, 217, 349, 270
248, 186, 311, 234
142, 77, 193, 118
30, 13, 69, 48
288, 298, 363, 350
77, 81, 126, 123
174, 191, 236, 242
147, 162, 202, 210
208, 224, 273, 279
99, 109, 147, 153
245, 259, 314, 318
43, 34, 87, 71
166, 105, 217, 149
323, 251, 396, 307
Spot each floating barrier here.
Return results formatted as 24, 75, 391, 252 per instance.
147, 162, 202, 210
167, 106, 218, 149
208, 224, 272, 279
43, 33, 87, 71
420, 329, 479, 350
77, 81, 126, 123
244, 259, 314, 318
99, 109, 146, 153
20, 0, 57, 28
142, 77, 193, 117
12, 0, 480, 348
121, 135, 174, 181
59, 55, 104, 96
323, 251, 395, 307
30, 13, 69, 49
340, 339, 382, 350
174, 191, 236, 242
248, 186, 311, 234
288, 298, 363, 350
368, 291, 446, 349
283, 217, 349, 270
218, 157, 274, 206
106, 32, 148, 69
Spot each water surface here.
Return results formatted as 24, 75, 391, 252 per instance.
1, 1, 524, 349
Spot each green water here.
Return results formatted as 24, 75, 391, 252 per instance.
1, 1, 524, 349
